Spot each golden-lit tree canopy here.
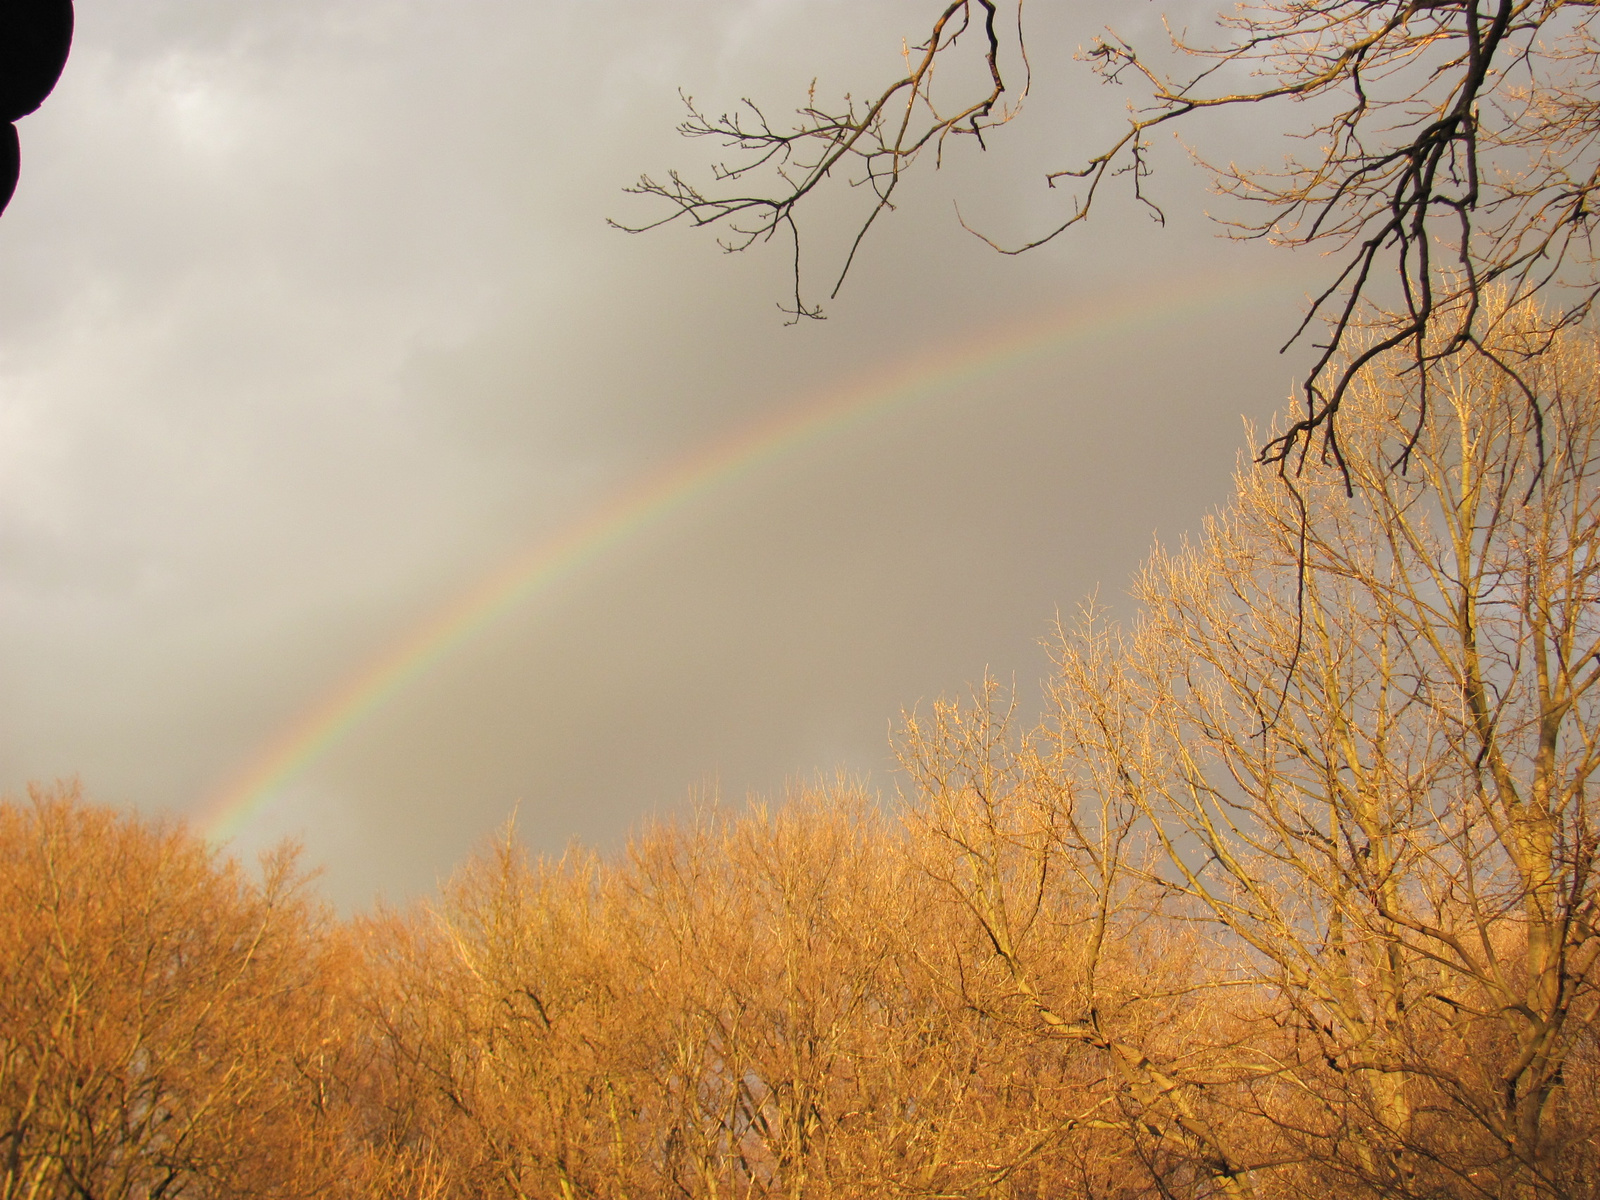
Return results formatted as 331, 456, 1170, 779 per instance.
0, 787, 353, 1200
6, 298, 1598, 1197
622, 0, 1600, 469
10, 6, 1600, 1192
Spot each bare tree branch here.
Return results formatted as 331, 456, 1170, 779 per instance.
623, 1, 1600, 471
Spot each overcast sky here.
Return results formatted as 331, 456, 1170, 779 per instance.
0, 0, 1320, 909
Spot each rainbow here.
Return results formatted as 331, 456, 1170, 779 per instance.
197, 273, 1280, 842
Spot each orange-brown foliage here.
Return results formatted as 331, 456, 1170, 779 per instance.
7, 306, 1600, 1199
0, 784, 355, 1200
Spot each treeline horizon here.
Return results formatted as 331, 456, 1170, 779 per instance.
5, 300, 1599, 1199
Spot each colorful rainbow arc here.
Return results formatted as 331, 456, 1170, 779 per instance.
197, 274, 1277, 842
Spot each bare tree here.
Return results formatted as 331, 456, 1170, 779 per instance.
898, 678, 1276, 1199
0, 784, 351, 1200
620, 1, 1600, 469
1041, 298, 1600, 1196
362, 781, 1278, 1199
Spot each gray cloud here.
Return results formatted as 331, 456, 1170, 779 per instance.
1, 0, 1318, 908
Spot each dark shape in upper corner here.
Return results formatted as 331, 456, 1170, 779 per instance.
0, 0, 73, 218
